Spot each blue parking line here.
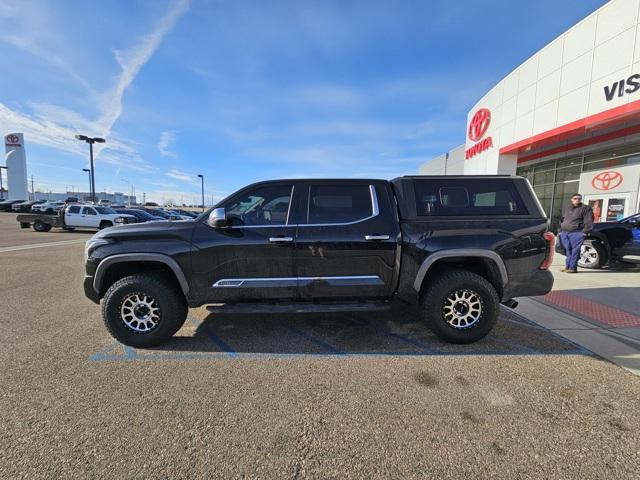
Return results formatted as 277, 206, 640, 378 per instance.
278, 319, 345, 354
188, 316, 237, 357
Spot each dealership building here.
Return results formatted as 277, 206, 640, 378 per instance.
420, 0, 640, 229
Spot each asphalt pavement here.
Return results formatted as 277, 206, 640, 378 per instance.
1, 213, 639, 479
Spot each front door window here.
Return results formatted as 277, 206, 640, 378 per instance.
224, 185, 293, 227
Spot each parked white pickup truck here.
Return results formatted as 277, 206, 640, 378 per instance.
17, 205, 137, 232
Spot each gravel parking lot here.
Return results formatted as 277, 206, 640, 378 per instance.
1, 213, 639, 479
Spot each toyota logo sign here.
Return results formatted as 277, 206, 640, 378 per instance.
5, 134, 20, 144
468, 108, 491, 141
591, 171, 623, 191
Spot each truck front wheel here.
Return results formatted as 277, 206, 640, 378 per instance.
101, 274, 188, 348
99, 221, 113, 230
420, 270, 499, 344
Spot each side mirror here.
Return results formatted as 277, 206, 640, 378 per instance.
207, 208, 227, 228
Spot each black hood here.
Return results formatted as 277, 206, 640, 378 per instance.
591, 221, 620, 230
92, 219, 196, 241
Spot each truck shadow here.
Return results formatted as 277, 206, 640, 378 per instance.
89, 306, 592, 361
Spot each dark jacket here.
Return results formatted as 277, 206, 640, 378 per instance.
560, 203, 593, 233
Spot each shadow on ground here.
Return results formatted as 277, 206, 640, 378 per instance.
90, 306, 591, 361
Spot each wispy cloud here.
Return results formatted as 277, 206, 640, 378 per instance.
0, 0, 190, 171
96, 0, 190, 139
158, 130, 178, 158
166, 168, 198, 184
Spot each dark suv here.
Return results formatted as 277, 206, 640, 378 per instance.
83, 176, 554, 347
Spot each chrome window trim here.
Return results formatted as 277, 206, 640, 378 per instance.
285, 185, 295, 225
212, 275, 383, 288
303, 184, 379, 227
223, 184, 380, 229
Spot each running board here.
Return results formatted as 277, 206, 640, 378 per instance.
206, 301, 392, 314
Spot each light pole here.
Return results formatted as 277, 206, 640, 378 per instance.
82, 168, 92, 200
75, 135, 105, 203
121, 178, 132, 207
197, 174, 205, 212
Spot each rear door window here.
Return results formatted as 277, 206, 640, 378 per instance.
307, 185, 373, 224
67, 206, 81, 214
414, 179, 528, 216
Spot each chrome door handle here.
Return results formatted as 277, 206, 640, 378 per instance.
365, 235, 390, 241
269, 236, 293, 243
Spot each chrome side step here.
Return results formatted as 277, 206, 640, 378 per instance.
206, 301, 392, 314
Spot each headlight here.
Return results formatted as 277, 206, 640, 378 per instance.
84, 238, 111, 261
114, 216, 125, 224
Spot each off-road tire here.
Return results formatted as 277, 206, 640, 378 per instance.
578, 240, 606, 269
102, 274, 188, 348
99, 220, 113, 230
33, 220, 52, 232
420, 269, 499, 344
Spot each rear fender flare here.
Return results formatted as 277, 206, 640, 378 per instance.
413, 249, 508, 292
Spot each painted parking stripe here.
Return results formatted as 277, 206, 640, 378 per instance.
188, 316, 237, 357
0, 239, 86, 253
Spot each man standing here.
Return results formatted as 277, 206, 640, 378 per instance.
559, 193, 593, 273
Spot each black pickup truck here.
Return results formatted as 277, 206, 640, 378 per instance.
83, 176, 554, 347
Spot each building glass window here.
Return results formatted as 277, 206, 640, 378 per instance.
550, 181, 579, 231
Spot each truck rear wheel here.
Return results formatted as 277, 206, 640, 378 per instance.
33, 220, 52, 232
420, 270, 499, 344
101, 274, 188, 348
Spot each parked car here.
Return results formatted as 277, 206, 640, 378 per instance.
0, 199, 27, 212
164, 209, 194, 220
11, 200, 45, 213
17, 205, 136, 232
170, 208, 199, 218
141, 208, 182, 220
114, 208, 165, 223
64, 196, 80, 204
568, 213, 640, 269
83, 175, 554, 348
32, 201, 65, 214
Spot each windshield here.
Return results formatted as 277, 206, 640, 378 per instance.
148, 209, 171, 218
95, 207, 116, 214
129, 209, 153, 219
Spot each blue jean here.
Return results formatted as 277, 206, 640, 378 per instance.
559, 231, 584, 270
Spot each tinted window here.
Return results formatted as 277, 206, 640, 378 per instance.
82, 207, 97, 215
67, 206, 81, 214
414, 179, 528, 216
223, 184, 293, 226
308, 185, 372, 224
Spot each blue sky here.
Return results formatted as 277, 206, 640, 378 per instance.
0, 0, 605, 204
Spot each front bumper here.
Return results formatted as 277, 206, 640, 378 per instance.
83, 275, 100, 304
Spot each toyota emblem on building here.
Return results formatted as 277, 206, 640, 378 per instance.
591, 171, 623, 190
468, 108, 491, 142
5, 134, 20, 144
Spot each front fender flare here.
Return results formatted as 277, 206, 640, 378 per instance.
413, 249, 508, 292
93, 253, 190, 296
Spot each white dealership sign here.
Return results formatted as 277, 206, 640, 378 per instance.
4, 133, 29, 200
